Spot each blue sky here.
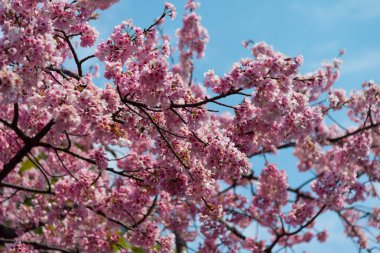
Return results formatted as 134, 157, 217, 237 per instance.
94, 0, 380, 90
88, 1, 380, 252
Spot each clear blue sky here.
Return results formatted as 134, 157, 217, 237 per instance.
88, 1, 380, 252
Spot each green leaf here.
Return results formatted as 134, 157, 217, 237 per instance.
112, 244, 119, 252
151, 245, 161, 251
117, 237, 129, 249
130, 246, 146, 253
111, 237, 146, 253
33, 226, 43, 235
75, 143, 85, 151
50, 177, 59, 185
18, 152, 47, 175
18, 158, 34, 175
23, 197, 33, 206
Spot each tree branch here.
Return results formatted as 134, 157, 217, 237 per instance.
0, 238, 77, 253
0, 119, 54, 182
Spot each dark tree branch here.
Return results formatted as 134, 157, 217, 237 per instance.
55, 30, 83, 77
133, 195, 158, 228
249, 121, 380, 158
0, 238, 77, 253
174, 231, 187, 253
86, 206, 132, 232
242, 173, 314, 200
46, 66, 80, 81
328, 122, 380, 144
11, 103, 19, 127
219, 219, 246, 240
79, 54, 96, 65
0, 224, 18, 239
140, 108, 194, 180
38, 142, 143, 181
264, 205, 326, 253
171, 88, 243, 109
0, 119, 54, 183
0, 182, 54, 194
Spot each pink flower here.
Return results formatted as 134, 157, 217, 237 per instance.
165, 2, 177, 20
317, 230, 328, 243
92, 149, 108, 169
254, 163, 288, 208
339, 48, 346, 57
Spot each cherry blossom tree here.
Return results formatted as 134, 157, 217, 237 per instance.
0, 0, 379, 252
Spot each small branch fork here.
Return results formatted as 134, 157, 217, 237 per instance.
264, 206, 327, 253
0, 110, 55, 183
54, 30, 89, 77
